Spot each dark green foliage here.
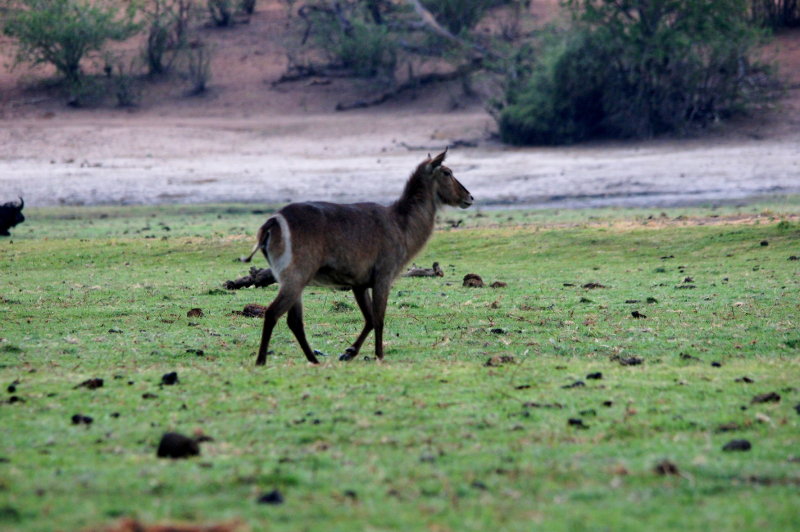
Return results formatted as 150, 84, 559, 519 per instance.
498, 31, 611, 145
2, 0, 139, 85
306, 8, 397, 79
750, 0, 800, 27
240, 0, 257, 15
421, 0, 510, 35
499, 0, 772, 145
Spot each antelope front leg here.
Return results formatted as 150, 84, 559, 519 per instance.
286, 299, 320, 364
340, 286, 374, 362
370, 282, 391, 361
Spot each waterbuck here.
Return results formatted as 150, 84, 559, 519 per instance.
245, 149, 472, 365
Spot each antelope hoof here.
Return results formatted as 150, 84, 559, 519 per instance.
339, 348, 357, 362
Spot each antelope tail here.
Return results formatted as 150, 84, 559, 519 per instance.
240, 219, 273, 263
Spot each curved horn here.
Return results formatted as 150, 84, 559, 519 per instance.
18, 197, 24, 209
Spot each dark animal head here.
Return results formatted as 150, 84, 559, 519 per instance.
0, 197, 25, 236
425, 148, 473, 209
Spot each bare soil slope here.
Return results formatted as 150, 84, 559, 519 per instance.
1, 1, 799, 208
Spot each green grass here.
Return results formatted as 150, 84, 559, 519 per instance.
1, 200, 799, 532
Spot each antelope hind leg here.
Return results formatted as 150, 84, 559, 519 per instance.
340, 287, 374, 362
256, 285, 301, 365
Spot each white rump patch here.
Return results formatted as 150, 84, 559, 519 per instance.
267, 213, 292, 284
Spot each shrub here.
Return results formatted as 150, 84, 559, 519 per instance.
208, 0, 233, 26
304, 6, 397, 79
181, 42, 213, 94
330, 19, 396, 78
143, 0, 192, 75
111, 58, 142, 107
2, 0, 139, 86
498, 0, 772, 144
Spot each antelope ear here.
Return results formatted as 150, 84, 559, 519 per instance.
430, 147, 448, 169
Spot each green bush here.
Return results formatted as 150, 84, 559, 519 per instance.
2, 0, 139, 86
498, 0, 771, 144
331, 19, 396, 78
498, 31, 610, 145
305, 8, 397, 79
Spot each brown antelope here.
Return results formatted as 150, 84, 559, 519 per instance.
243, 148, 472, 365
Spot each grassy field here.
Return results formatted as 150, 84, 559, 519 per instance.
1, 199, 799, 532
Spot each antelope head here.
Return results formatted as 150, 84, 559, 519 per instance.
426, 148, 473, 209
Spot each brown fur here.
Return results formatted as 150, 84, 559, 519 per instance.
251, 149, 472, 365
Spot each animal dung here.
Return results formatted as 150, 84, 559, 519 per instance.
490, 281, 507, 288
586, 372, 603, 380
75, 378, 104, 390
653, 460, 680, 476
722, 439, 752, 452
156, 432, 200, 459
614, 355, 643, 366
186, 308, 204, 318
161, 372, 179, 386
71, 414, 93, 425
239, 304, 268, 318
567, 418, 588, 429
403, 262, 444, 277
484, 355, 515, 367
257, 489, 285, 505
751, 392, 781, 404
463, 273, 484, 287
